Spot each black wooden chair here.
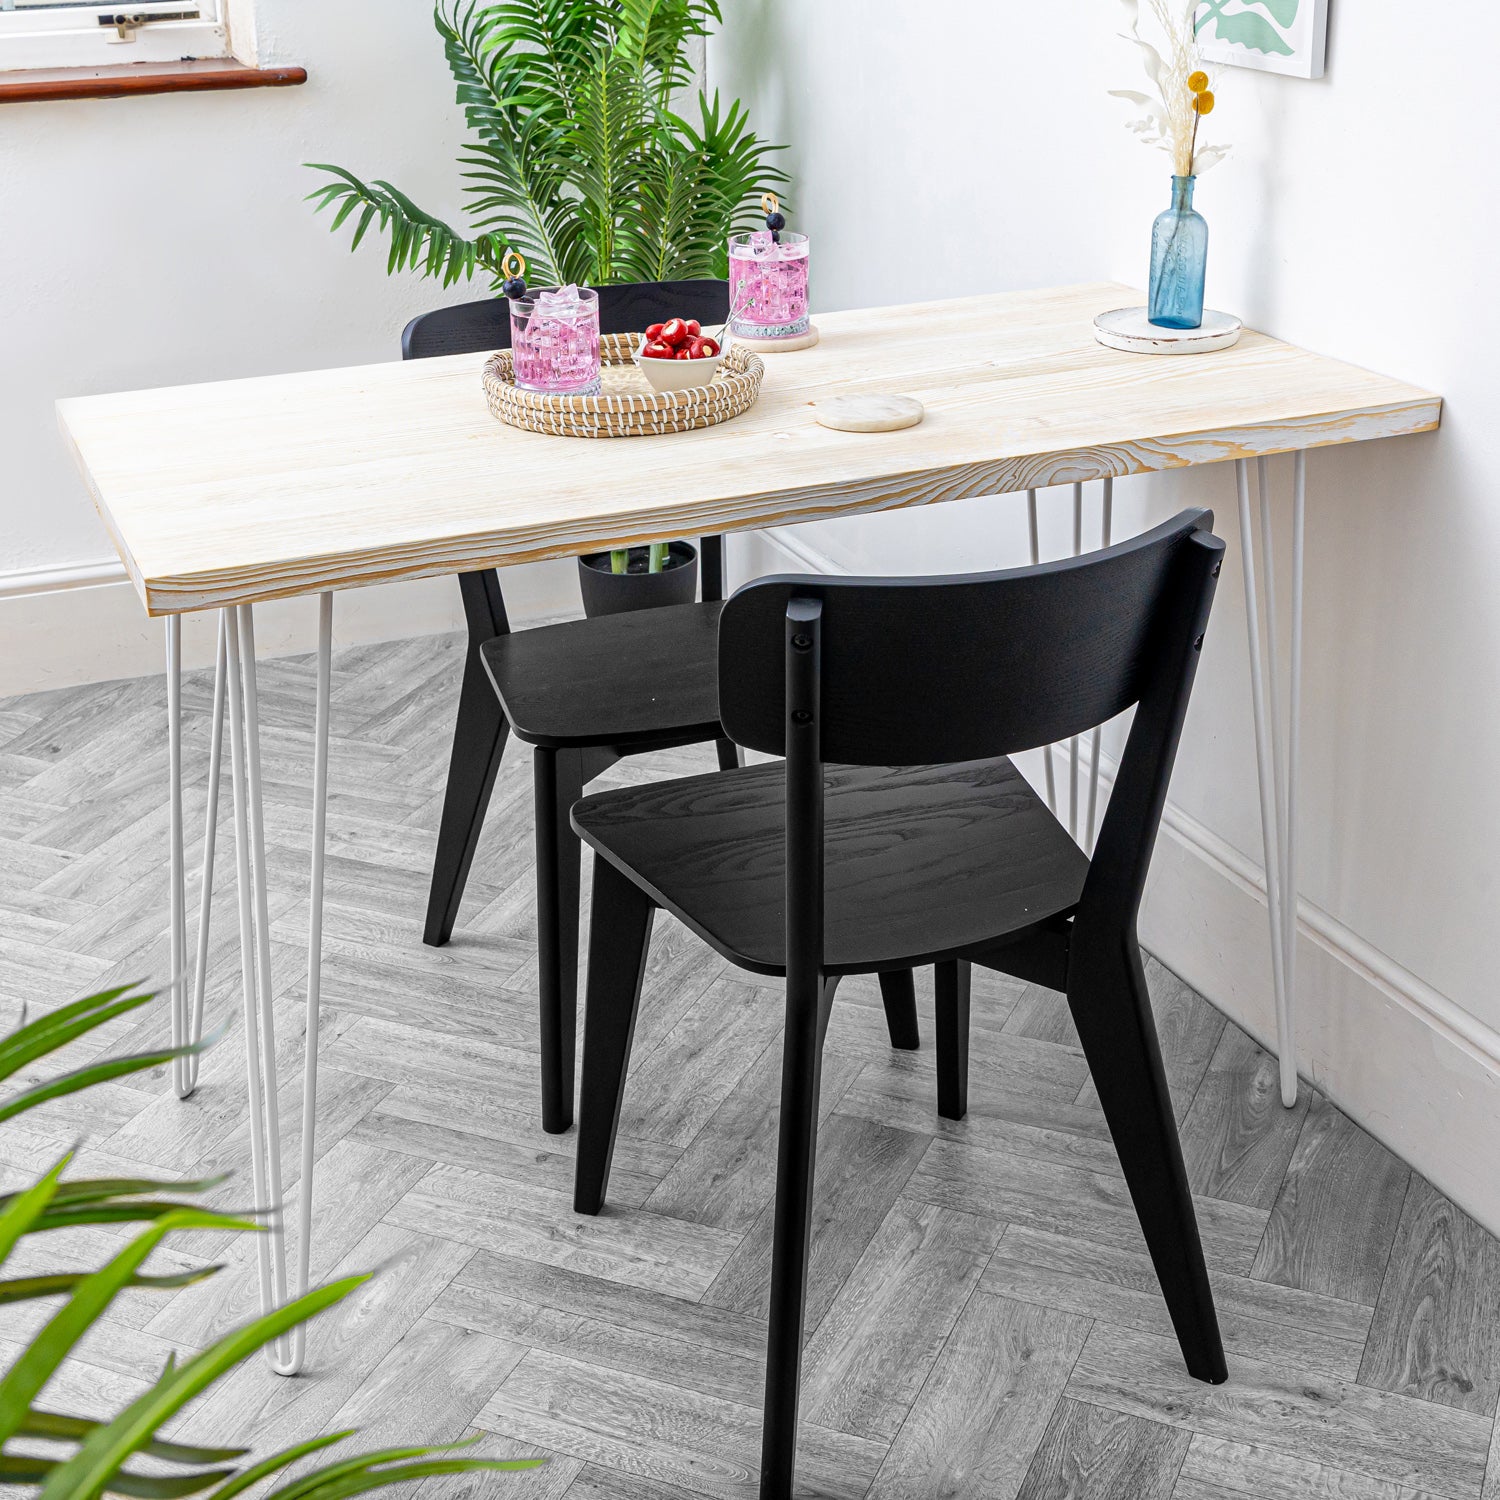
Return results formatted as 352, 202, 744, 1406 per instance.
569, 510, 1230, 1499
404, 280, 920, 1133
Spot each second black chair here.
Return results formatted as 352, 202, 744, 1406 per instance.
404, 280, 919, 1132
569, 510, 1230, 1498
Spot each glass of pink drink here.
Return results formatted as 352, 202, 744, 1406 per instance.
728, 231, 810, 340
510, 285, 602, 395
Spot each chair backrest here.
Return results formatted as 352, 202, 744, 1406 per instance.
401, 279, 731, 361
718, 510, 1222, 766
720, 510, 1225, 976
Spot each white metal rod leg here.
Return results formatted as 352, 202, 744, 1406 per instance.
167, 612, 227, 1098
1283, 457, 1306, 1105
1027, 488, 1058, 814
1236, 458, 1299, 1106
223, 601, 332, 1374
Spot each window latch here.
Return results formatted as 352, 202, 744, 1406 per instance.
98, 9, 201, 42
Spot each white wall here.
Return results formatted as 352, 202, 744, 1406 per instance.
0, 0, 575, 687
712, 3, 1500, 1226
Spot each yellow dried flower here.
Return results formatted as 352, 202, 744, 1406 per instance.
1193, 90, 1216, 115
1188, 70, 1210, 94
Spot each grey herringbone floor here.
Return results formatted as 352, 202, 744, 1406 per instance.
3, 630, 1500, 1498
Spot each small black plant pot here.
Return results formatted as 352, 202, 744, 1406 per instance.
577, 541, 698, 618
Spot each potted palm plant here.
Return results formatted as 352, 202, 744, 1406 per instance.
307, 0, 787, 616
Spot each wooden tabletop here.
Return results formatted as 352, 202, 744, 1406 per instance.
58, 282, 1441, 617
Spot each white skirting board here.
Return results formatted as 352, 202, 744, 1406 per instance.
747, 521, 1500, 1240
0, 558, 580, 698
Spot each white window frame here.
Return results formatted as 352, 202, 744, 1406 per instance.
0, 0, 237, 73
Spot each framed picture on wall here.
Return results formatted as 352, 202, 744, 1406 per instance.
1195, 0, 1329, 79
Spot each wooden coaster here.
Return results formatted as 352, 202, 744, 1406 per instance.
732, 324, 821, 353
1093, 306, 1243, 356
814, 394, 925, 434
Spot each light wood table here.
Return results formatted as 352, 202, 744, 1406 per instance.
57, 281, 1441, 1370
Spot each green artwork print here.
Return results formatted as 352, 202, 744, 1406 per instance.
1197, 0, 1296, 56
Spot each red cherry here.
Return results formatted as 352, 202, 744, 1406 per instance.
661, 318, 689, 346
697, 337, 720, 358
684, 319, 701, 337
644, 322, 665, 341
686, 337, 707, 358
642, 339, 673, 359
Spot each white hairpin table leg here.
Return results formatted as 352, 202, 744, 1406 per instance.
167, 612, 226, 1099
1028, 488, 1058, 814
1237, 457, 1302, 1107
222, 598, 333, 1374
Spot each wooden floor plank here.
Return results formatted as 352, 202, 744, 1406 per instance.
702, 1113, 930, 1325
868, 1291, 1090, 1500
1182, 1025, 1311, 1209
1069, 1320, 1490, 1497
800, 1199, 1005, 1442
1358, 1174, 1500, 1415
982, 1223, 1372, 1378
909, 1136, 1270, 1275
642, 1042, 865, 1234
1016, 1397, 1190, 1499
388, 1163, 739, 1301
1175, 1434, 1447, 1500
1251, 1093, 1411, 1305
480, 1349, 885, 1500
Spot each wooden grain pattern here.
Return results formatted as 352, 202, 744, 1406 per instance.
1183, 1025, 1311, 1208
982, 1224, 1371, 1379
1251, 1093, 1411, 1305
6, 644, 1500, 1499
1357, 1174, 1500, 1414
868, 1293, 1091, 1500
0, 60, 307, 104
800, 1199, 1004, 1441
1016, 1398, 1190, 1500
1175, 1435, 1449, 1500
55, 282, 1442, 615
1069, 1321, 1491, 1497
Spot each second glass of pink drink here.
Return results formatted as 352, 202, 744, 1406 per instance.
510, 285, 602, 395
728, 231, 810, 341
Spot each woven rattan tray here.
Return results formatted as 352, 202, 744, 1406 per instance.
482, 332, 763, 438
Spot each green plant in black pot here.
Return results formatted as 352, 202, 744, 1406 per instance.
0, 987, 541, 1497
307, 1, 787, 615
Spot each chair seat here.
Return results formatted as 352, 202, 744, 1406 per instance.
572, 756, 1088, 975
482, 601, 723, 749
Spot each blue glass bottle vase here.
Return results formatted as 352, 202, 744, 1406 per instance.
1148, 175, 1208, 330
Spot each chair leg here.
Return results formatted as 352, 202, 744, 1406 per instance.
534, 746, 586, 1135
759, 977, 834, 1500
573, 857, 655, 1214
878, 969, 921, 1051
424, 571, 511, 948
1066, 939, 1227, 1384
715, 737, 742, 771
935, 960, 971, 1121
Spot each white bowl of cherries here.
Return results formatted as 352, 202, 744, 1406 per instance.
633, 317, 725, 393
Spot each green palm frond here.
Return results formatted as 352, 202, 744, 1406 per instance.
305, 166, 506, 288
0, 990, 540, 1497
307, 0, 786, 292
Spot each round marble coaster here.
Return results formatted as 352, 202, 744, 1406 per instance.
814, 394, 925, 434
1094, 306, 1243, 356
731, 324, 821, 353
